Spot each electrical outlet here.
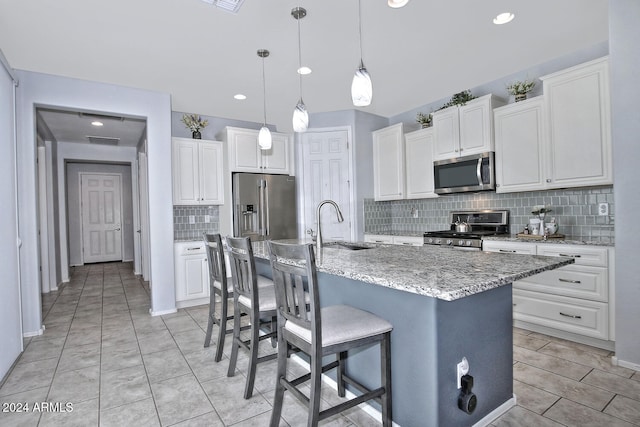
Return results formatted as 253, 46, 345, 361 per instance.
598, 203, 609, 216
457, 357, 469, 389
411, 208, 419, 218
204, 215, 210, 223
189, 215, 196, 224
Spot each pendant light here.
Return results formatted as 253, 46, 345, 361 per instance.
388, 0, 409, 8
291, 7, 309, 133
351, 0, 372, 107
257, 49, 272, 150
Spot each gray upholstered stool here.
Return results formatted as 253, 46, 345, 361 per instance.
225, 235, 278, 399
267, 241, 393, 427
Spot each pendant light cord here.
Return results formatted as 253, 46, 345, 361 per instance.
297, 11, 303, 100
357, 0, 363, 62
261, 55, 267, 125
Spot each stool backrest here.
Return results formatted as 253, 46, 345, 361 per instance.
203, 233, 226, 290
226, 236, 260, 307
267, 241, 321, 350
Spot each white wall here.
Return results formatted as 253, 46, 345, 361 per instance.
16, 70, 175, 335
0, 51, 23, 380
610, 0, 640, 369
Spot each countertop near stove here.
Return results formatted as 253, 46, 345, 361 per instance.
251, 239, 573, 301
363, 230, 424, 237
483, 235, 614, 247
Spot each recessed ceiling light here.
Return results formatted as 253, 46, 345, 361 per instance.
388, 0, 409, 8
493, 12, 515, 25
91, 121, 104, 127
297, 66, 312, 75
234, 94, 247, 100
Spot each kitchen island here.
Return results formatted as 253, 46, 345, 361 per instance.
251, 241, 574, 427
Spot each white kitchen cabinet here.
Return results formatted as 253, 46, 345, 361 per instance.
172, 137, 224, 205
433, 94, 503, 161
493, 97, 547, 193
484, 240, 614, 347
174, 241, 210, 308
372, 123, 405, 201
541, 57, 612, 188
364, 234, 423, 246
404, 128, 438, 199
221, 126, 291, 174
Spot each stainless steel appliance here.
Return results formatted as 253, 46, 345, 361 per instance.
424, 209, 509, 250
232, 173, 297, 241
434, 152, 495, 195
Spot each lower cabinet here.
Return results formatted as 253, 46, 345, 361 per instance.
364, 234, 423, 246
483, 240, 614, 348
174, 241, 210, 309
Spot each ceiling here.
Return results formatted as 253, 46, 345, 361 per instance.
0, 0, 608, 141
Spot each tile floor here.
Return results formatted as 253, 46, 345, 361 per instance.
0, 262, 638, 426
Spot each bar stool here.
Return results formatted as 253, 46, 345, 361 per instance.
225, 235, 278, 399
267, 241, 393, 427
203, 233, 251, 362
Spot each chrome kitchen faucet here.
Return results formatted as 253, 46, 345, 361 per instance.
315, 200, 344, 254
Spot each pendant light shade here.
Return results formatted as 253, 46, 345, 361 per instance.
388, 0, 409, 8
352, 0, 372, 107
291, 7, 309, 133
257, 49, 272, 150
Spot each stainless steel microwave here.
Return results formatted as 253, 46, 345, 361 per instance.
434, 152, 495, 195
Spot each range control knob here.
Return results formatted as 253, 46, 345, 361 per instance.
446, 239, 453, 245
466, 241, 473, 246
458, 240, 464, 246
427, 238, 434, 244
435, 239, 442, 245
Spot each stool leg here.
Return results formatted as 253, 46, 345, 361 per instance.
227, 299, 241, 377
204, 293, 215, 348
243, 311, 260, 399
381, 332, 392, 427
269, 331, 288, 427
308, 352, 322, 427
337, 351, 347, 397
214, 295, 228, 362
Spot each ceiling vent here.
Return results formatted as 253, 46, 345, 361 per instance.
200, 0, 245, 14
86, 136, 120, 145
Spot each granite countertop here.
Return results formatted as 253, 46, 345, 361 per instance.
483, 235, 614, 247
251, 239, 574, 302
364, 231, 424, 237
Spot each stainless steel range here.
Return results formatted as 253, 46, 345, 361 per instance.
423, 210, 510, 249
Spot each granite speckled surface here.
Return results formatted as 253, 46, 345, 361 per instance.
251, 240, 574, 301
483, 235, 614, 247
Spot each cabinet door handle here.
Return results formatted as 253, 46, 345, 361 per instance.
546, 179, 552, 183
559, 253, 581, 258
559, 278, 581, 284
499, 249, 516, 253
559, 312, 582, 319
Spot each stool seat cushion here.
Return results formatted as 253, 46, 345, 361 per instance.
285, 304, 393, 348
215, 275, 271, 293
213, 279, 233, 293
238, 281, 277, 312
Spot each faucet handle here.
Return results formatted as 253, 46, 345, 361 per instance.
306, 228, 317, 242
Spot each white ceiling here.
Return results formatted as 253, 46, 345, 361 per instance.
0, 0, 608, 139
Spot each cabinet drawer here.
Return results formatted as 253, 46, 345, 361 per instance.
177, 243, 206, 256
393, 236, 424, 246
536, 245, 607, 267
513, 289, 608, 340
364, 234, 394, 244
483, 240, 537, 255
515, 265, 607, 301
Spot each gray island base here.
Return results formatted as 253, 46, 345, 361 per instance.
252, 240, 573, 427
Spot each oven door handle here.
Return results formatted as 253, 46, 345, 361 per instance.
476, 157, 483, 187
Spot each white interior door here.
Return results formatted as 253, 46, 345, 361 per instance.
138, 153, 151, 280
81, 173, 123, 263
301, 129, 352, 242
37, 146, 50, 293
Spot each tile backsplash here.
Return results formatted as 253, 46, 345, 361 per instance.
364, 186, 615, 244
173, 205, 220, 240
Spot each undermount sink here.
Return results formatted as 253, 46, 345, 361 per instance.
322, 241, 373, 251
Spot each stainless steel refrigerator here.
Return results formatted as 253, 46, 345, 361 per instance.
232, 173, 297, 241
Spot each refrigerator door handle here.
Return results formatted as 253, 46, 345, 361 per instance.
264, 181, 270, 237
259, 179, 267, 237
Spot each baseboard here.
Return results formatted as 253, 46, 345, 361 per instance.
176, 297, 209, 309
23, 325, 45, 338
611, 356, 640, 371
289, 354, 401, 427
513, 320, 615, 351
149, 307, 177, 317
472, 395, 517, 427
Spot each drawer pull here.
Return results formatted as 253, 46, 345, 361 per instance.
374, 240, 385, 243
559, 253, 581, 258
187, 247, 203, 251
559, 312, 582, 319
401, 242, 413, 245
499, 249, 516, 253
559, 278, 582, 284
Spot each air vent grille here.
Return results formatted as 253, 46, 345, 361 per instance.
201, 0, 245, 14
86, 136, 120, 145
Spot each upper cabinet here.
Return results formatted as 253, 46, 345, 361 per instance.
432, 94, 504, 161
541, 57, 612, 188
494, 57, 613, 193
172, 137, 224, 205
372, 123, 405, 201
404, 127, 438, 199
220, 127, 291, 175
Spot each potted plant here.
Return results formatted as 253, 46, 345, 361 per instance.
416, 112, 433, 128
181, 113, 209, 139
506, 79, 536, 102
437, 90, 477, 111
